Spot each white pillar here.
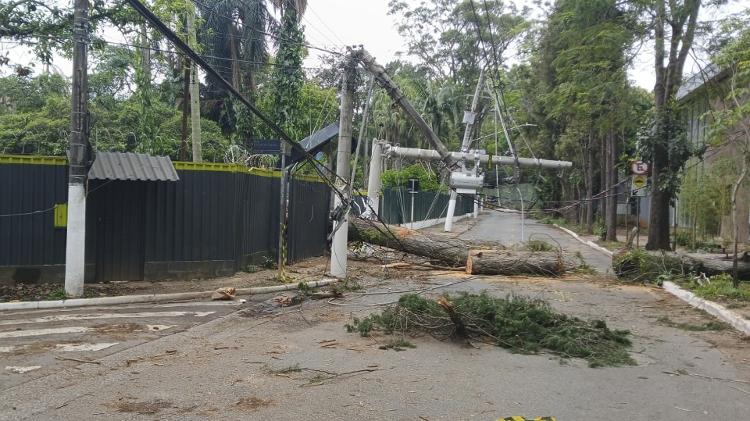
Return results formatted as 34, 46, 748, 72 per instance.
473, 194, 479, 218
64, 184, 86, 297
366, 140, 382, 215
444, 190, 457, 232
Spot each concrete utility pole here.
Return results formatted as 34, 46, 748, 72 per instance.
356, 49, 453, 167
330, 54, 357, 279
65, 0, 90, 297
186, 3, 202, 162
445, 70, 485, 232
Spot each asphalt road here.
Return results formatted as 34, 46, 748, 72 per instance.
459, 210, 614, 273
1, 212, 748, 420
0, 301, 242, 390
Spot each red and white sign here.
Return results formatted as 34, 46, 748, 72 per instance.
631, 161, 649, 175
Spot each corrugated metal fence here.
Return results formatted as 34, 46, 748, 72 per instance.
0, 156, 329, 283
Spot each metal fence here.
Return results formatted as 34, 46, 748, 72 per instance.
0, 156, 330, 283
380, 188, 474, 225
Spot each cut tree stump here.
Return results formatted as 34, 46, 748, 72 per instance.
349, 218, 576, 276
466, 249, 572, 276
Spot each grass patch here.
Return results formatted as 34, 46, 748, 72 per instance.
264, 363, 302, 374
345, 292, 634, 367
686, 274, 750, 302
524, 240, 555, 252
331, 278, 363, 295
378, 338, 416, 351
45, 288, 67, 300
656, 316, 729, 331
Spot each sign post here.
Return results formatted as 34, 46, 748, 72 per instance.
630, 161, 649, 249
408, 178, 419, 226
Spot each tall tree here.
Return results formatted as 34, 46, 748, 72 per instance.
643, 0, 703, 250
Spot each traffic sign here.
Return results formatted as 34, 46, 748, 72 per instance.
631, 161, 649, 175
632, 175, 648, 196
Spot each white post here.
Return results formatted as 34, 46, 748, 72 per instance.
65, 184, 86, 297
444, 190, 457, 232
366, 140, 382, 215
473, 195, 479, 218
410, 193, 415, 228
330, 55, 355, 279
517, 186, 525, 242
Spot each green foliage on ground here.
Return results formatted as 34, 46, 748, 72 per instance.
686, 274, 750, 302
656, 316, 729, 332
612, 249, 682, 283
346, 292, 634, 368
378, 338, 416, 351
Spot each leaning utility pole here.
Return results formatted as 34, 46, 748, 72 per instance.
65, 0, 90, 297
445, 69, 485, 232
330, 53, 357, 278
356, 49, 453, 167
186, 2, 202, 162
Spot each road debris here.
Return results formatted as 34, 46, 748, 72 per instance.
5, 365, 41, 374
346, 292, 634, 367
211, 287, 237, 301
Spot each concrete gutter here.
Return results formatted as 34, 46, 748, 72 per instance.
549, 223, 750, 336
663, 281, 750, 336
553, 224, 615, 257
0, 278, 339, 312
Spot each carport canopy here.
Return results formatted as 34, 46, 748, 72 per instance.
88, 152, 179, 182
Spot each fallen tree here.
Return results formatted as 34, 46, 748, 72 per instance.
613, 249, 750, 281
349, 218, 576, 276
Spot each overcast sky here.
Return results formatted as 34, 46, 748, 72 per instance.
301, 0, 746, 91
1, 0, 746, 91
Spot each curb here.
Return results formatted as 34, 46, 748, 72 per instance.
663, 281, 750, 336
0, 279, 339, 312
553, 224, 614, 257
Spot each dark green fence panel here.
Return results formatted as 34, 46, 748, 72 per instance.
380, 188, 474, 225
287, 178, 330, 264
1, 159, 329, 283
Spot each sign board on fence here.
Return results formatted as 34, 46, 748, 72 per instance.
250, 139, 281, 155
631, 161, 649, 175
632, 175, 648, 196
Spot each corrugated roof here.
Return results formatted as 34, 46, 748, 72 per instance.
88, 152, 179, 181
287, 121, 340, 167
677, 63, 723, 101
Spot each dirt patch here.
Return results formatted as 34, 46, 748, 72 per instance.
0, 283, 132, 302
112, 399, 173, 415
234, 396, 274, 411
94, 323, 141, 334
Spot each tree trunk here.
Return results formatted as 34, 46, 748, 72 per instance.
186, 4, 202, 162
599, 135, 607, 230
466, 250, 571, 276
731, 164, 748, 286
606, 129, 618, 242
180, 59, 190, 162
348, 218, 576, 276
586, 132, 594, 234
140, 23, 151, 85
647, 0, 701, 250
